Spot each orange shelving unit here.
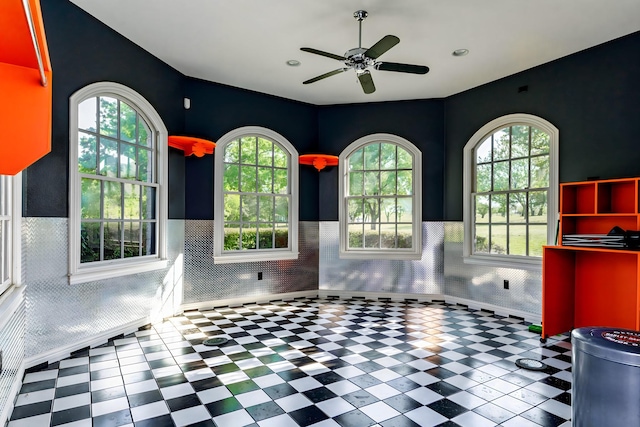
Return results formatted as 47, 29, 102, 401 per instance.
542, 177, 640, 342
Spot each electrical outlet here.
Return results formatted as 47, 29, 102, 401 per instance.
258, 272, 263, 280
504, 280, 509, 290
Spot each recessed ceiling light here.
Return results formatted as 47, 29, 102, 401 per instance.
452, 49, 469, 57
286, 60, 301, 66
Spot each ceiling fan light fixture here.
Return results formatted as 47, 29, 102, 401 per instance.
452, 48, 469, 57
286, 59, 301, 66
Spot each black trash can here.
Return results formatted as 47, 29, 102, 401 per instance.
572, 327, 640, 426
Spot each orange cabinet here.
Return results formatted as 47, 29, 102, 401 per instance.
542, 178, 640, 341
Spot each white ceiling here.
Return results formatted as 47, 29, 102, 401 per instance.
70, 0, 640, 105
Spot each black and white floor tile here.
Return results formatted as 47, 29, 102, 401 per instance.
7, 298, 572, 427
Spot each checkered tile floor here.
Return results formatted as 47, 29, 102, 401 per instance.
7, 298, 572, 427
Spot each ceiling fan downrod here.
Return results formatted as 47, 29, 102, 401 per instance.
354, 10, 368, 49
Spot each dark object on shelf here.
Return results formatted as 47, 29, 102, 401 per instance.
626, 231, 640, 249
515, 358, 548, 371
608, 226, 625, 236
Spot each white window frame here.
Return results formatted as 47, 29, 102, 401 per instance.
213, 126, 299, 264
339, 133, 422, 260
463, 113, 559, 270
68, 82, 168, 284
0, 172, 22, 297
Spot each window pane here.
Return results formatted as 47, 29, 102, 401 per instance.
397, 171, 412, 195
225, 140, 240, 163
99, 138, 118, 177
124, 222, 140, 258
364, 198, 379, 224
78, 98, 97, 132
349, 172, 363, 196
529, 225, 547, 256
348, 198, 364, 223
99, 97, 118, 138
380, 171, 396, 195
258, 225, 273, 249
142, 187, 156, 220
491, 194, 506, 223
531, 155, 549, 188
120, 143, 137, 180
259, 196, 274, 222
138, 119, 151, 147
241, 195, 257, 221
273, 168, 287, 194
138, 148, 151, 182
380, 143, 396, 169
476, 164, 491, 193
104, 221, 121, 260
529, 191, 548, 222
493, 129, 509, 160
257, 138, 273, 166
240, 165, 256, 192
350, 148, 363, 171
509, 193, 527, 223
224, 223, 240, 250
531, 128, 550, 155
509, 225, 527, 256
142, 222, 156, 255
381, 198, 396, 223
398, 197, 412, 224
511, 158, 529, 190
491, 225, 507, 254
78, 132, 97, 174
273, 144, 287, 168
511, 125, 529, 158
257, 167, 273, 193
397, 147, 412, 169
224, 164, 239, 192
104, 181, 122, 219
80, 222, 100, 263
363, 171, 379, 195
348, 224, 364, 249
275, 196, 288, 222
224, 194, 240, 221
81, 178, 101, 219
275, 224, 288, 248
475, 195, 489, 224
476, 137, 492, 163
364, 144, 380, 170
124, 183, 140, 219
119, 102, 137, 143
475, 224, 489, 253
240, 137, 257, 164
493, 161, 509, 191
398, 228, 412, 249
380, 223, 396, 248
364, 226, 380, 248
241, 224, 257, 249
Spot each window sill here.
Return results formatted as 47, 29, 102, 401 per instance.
339, 250, 422, 261
69, 259, 168, 285
213, 252, 299, 264
463, 254, 542, 271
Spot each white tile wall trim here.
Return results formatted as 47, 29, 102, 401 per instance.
179, 290, 318, 312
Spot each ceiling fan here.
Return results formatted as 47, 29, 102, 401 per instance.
300, 10, 429, 94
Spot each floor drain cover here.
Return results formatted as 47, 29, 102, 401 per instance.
203, 337, 229, 347
367, 312, 385, 318
515, 358, 547, 371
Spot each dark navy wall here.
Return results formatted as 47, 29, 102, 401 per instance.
31, 1, 185, 218
183, 78, 319, 220
444, 31, 640, 220
317, 100, 445, 221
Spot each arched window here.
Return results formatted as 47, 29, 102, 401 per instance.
463, 114, 559, 269
69, 82, 168, 284
339, 134, 422, 260
213, 126, 298, 263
